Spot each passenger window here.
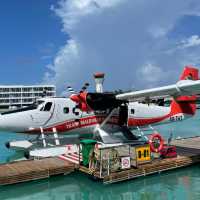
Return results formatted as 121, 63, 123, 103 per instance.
146, 150, 149, 157
63, 107, 69, 114
43, 102, 52, 111
131, 109, 135, 114
138, 151, 141, 158
144, 150, 146, 157
73, 107, 79, 116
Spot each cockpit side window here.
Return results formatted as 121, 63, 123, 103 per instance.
131, 109, 135, 114
43, 102, 52, 111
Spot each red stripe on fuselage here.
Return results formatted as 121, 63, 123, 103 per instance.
25, 109, 192, 134
25, 115, 119, 134
127, 114, 170, 127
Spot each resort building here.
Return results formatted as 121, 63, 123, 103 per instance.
0, 85, 56, 110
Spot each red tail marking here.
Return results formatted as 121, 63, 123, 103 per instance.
179, 66, 198, 80
171, 66, 198, 116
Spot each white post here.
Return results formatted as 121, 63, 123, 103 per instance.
100, 149, 102, 178
53, 127, 60, 145
78, 143, 80, 167
94, 73, 105, 93
107, 151, 110, 176
40, 127, 46, 147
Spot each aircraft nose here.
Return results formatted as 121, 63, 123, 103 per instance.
0, 114, 10, 131
0, 112, 31, 133
0, 114, 19, 132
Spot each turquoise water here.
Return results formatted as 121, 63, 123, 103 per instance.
0, 167, 200, 200
0, 112, 200, 199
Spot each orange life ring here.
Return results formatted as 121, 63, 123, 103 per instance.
149, 133, 164, 153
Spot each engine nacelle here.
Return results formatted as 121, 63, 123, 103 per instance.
86, 93, 123, 111
70, 92, 125, 112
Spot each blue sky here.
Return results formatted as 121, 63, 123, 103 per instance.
1, 0, 200, 94
168, 15, 200, 39
0, 0, 68, 84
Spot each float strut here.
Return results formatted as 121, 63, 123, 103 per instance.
53, 127, 60, 145
40, 127, 46, 147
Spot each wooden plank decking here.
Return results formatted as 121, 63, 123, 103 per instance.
0, 157, 76, 186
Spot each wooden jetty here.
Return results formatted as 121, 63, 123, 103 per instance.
0, 157, 76, 186
0, 136, 200, 186
79, 136, 200, 184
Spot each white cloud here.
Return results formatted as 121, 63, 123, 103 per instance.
52, 0, 124, 31
45, 0, 200, 93
44, 39, 81, 91
137, 63, 164, 83
179, 35, 200, 49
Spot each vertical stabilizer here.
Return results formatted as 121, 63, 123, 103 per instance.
179, 66, 198, 80
170, 66, 199, 116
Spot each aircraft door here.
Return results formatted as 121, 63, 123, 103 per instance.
118, 104, 128, 126
31, 101, 55, 126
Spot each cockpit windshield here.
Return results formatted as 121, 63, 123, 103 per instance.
1, 100, 45, 115
43, 102, 52, 111
39, 102, 53, 112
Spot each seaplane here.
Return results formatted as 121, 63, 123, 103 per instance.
1, 66, 200, 158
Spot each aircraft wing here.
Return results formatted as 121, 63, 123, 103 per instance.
116, 80, 200, 101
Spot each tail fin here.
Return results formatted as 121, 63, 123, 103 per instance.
170, 66, 198, 116
179, 66, 198, 80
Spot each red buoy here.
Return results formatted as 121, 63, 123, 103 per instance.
149, 133, 164, 153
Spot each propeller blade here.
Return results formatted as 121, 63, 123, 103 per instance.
80, 83, 89, 93
82, 86, 87, 91
85, 83, 89, 87
67, 86, 76, 94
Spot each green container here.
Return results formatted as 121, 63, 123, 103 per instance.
80, 139, 97, 166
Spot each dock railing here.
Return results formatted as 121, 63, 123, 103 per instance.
87, 143, 139, 178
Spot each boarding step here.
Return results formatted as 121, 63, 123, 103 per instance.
59, 152, 82, 164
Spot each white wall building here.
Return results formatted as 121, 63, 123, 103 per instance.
0, 85, 56, 109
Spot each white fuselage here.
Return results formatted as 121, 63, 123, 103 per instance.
0, 97, 187, 135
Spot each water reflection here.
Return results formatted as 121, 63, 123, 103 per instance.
0, 165, 200, 200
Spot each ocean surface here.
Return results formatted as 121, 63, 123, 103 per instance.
0, 112, 200, 199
